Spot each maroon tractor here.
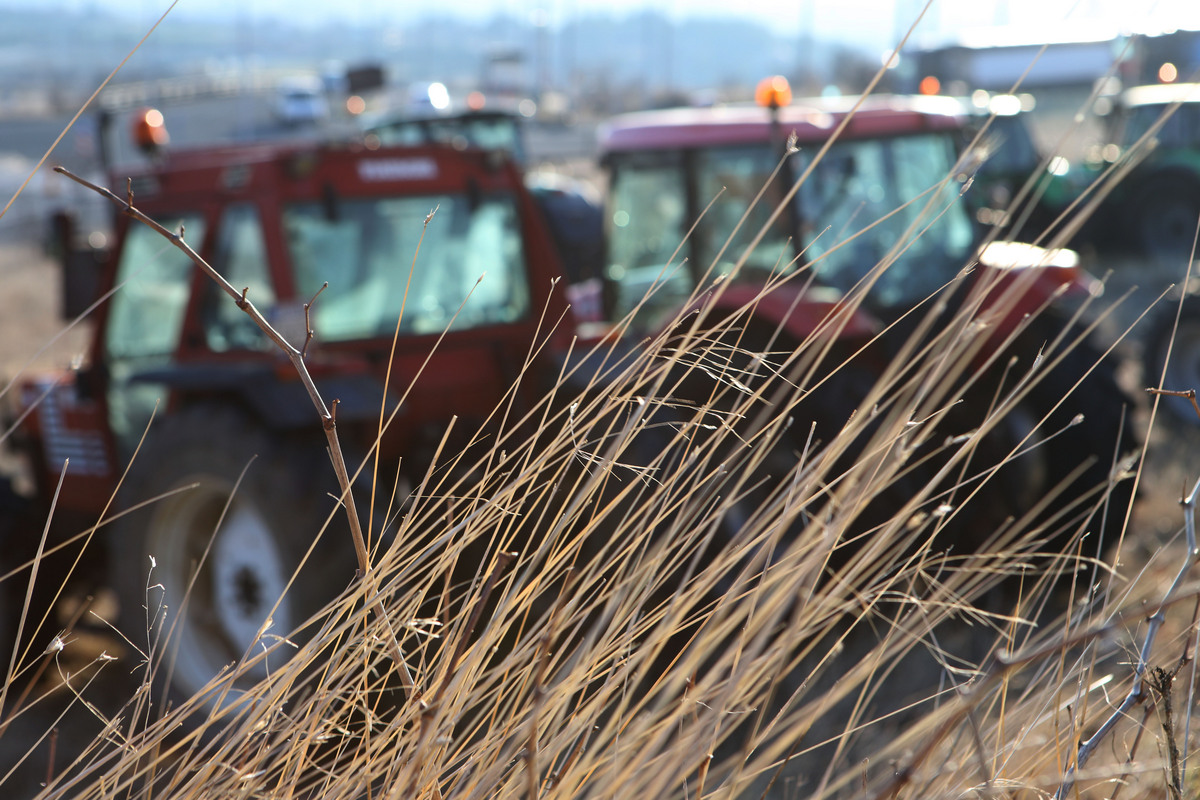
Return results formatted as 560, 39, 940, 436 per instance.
596, 80, 1136, 564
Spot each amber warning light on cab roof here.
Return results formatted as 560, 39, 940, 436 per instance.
131, 107, 169, 156
755, 75, 793, 109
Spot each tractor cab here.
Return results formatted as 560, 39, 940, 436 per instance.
3, 108, 583, 706
598, 80, 1093, 345
599, 88, 979, 329
593, 81, 1134, 618
19, 117, 576, 518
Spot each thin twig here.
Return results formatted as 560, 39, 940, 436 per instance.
1149, 666, 1183, 799
1180, 594, 1200, 779
433, 551, 516, 705
1108, 703, 1155, 800
961, 692, 996, 799
525, 631, 550, 800
45, 727, 58, 787
302, 281, 328, 359
1147, 387, 1200, 423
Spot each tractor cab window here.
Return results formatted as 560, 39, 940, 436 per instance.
369, 113, 527, 163
283, 192, 529, 341
798, 133, 974, 309
104, 213, 207, 449
1121, 102, 1200, 150
605, 132, 975, 327
606, 146, 793, 330
693, 145, 793, 276
605, 151, 692, 327
205, 204, 277, 351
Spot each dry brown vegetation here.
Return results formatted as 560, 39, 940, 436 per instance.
0, 198, 1193, 798
4, 8, 1200, 800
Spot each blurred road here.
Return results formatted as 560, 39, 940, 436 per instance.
0, 89, 599, 247
0, 90, 600, 169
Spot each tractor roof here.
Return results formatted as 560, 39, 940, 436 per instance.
113, 139, 519, 204
1120, 82, 1200, 109
598, 94, 965, 153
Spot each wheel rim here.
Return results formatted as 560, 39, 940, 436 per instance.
144, 477, 293, 698
1157, 318, 1200, 422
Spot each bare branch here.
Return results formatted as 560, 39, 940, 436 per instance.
302, 281, 328, 359
1052, 474, 1200, 797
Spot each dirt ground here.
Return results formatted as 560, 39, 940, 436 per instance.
1, 234, 1199, 795
0, 242, 91, 378
0, 240, 109, 796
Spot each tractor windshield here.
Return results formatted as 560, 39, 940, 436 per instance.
283, 191, 531, 341
605, 131, 975, 326
367, 113, 527, 163
104, 212, 207, 447
798, 133, 975, 307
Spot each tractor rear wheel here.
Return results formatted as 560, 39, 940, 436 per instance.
1131, 179, 1200, 266
109, 406, 357, 713
998, 317, 1138, 563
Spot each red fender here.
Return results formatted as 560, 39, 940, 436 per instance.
969, 242, 1101, 348
670, 281, 880, 345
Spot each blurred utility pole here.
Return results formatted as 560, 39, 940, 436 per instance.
800, 0, 815, 89
563, 0, 577, 104
533, 3, 550, 100
236, 0, 257, 138
664, 18, 674, 93
892, 0, 929, 45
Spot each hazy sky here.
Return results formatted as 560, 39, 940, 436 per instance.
29, 0, 1200, 51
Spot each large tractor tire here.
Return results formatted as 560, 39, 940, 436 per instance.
1144, 292, 1200, 424
0, 479, 23, 672
991, 316, 1138, 563
658, 323, 923, 579
0, 479, 68, 677
109, 406, 358, 712
671, 312, 1137, 583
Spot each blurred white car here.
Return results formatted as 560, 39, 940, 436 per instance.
274, 77, 329, 126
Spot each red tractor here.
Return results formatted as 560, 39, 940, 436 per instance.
3, 128, 581, 701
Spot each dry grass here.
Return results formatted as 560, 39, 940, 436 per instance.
1, 222, 1188, 798
4, 9, 1200, 798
